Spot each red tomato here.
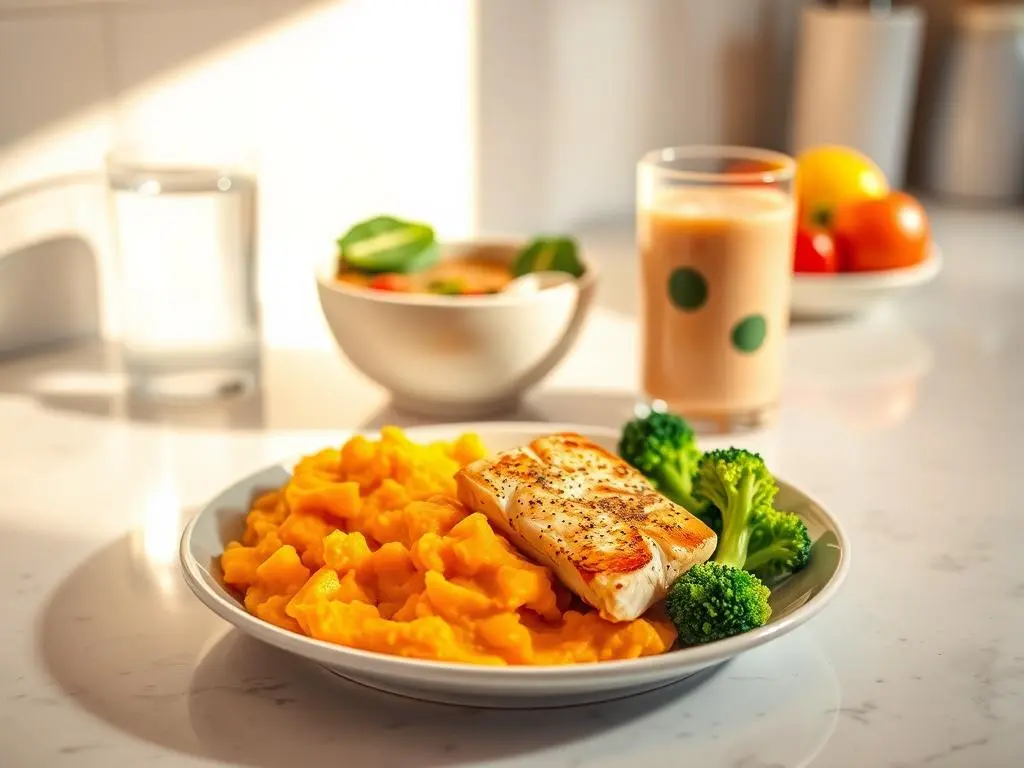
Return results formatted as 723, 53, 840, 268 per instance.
793, 228, 839, 273
725, 159, 783, 187
368, 274, 410, 291
833, 192, 930, 272
725, 159, 780, 175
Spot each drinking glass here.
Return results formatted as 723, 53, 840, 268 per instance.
636, 146, 796, 433
106, 146, 261, 400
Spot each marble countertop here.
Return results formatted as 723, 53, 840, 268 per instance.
2, 202, 1023, 767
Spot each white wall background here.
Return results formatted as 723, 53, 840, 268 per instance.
0, 0, 804, 354
477, 0, 803, 233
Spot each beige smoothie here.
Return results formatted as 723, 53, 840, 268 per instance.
638, 186, 795, 425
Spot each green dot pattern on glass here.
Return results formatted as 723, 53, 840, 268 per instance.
732, 314, 767, 353
668, 267, 708, 311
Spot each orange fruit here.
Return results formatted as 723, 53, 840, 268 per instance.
795, 145, 889, 229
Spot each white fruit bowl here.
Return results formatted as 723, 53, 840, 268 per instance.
790, 245, 942, 320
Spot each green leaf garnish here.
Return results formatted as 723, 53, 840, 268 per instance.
337, 215, 440, 274
512, 236, 584, 278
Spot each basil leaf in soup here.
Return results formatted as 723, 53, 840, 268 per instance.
512, 236, 584, 278
428, 279, 464, 295
338, 215, 440, 274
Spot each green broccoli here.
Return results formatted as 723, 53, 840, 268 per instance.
618, 411, 703, 513
744, 507, 811, 583
693, 447, 778, 569
661, 448, 778, 644
665, 561, 772, 645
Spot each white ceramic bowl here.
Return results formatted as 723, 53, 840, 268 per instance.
180, 422, 850, 709
790, 245, 942, 320
316, 241, 598, 419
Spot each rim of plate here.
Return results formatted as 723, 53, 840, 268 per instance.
179, 422, 851, 676
792, 243, 942, 287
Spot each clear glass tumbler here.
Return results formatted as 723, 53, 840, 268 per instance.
636, 146, 796, 433
106, 148, 261, 400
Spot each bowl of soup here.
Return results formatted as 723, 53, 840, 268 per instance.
316, 238, 598, 418
334, 240, 517, 295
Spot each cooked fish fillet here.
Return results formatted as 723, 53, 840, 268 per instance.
529, 432, 653, 493
455, 432, 717, 622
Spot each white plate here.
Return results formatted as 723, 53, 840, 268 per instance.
180, 422, 849, 708
791, 245, 942, 320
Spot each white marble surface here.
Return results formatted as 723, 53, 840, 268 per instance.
1, 201, 1023, 767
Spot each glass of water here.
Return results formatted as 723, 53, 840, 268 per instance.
106, 147, 261, 400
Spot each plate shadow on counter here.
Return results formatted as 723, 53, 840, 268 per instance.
185, 633, 718, 767
36, 525, 841, 767
32, 527, 700, 766
184, 625, 842, 768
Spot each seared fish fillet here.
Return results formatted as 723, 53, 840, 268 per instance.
455, 432, 717, 622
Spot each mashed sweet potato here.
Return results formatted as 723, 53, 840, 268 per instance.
221, 427, 676, 665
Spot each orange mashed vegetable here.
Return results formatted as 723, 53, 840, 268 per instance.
221, 426, 676, 665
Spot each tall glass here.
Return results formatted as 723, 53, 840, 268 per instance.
106, 147, 261, 400
636, 146, 796, 433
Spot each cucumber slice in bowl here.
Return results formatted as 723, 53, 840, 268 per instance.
337, 215, 440, 274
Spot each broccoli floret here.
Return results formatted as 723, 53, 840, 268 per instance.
744, 507, 811, 583
693, 448, 778, 569
665, 561, 772, 644
663, 448, 782, 644
618, 411, 703, 513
